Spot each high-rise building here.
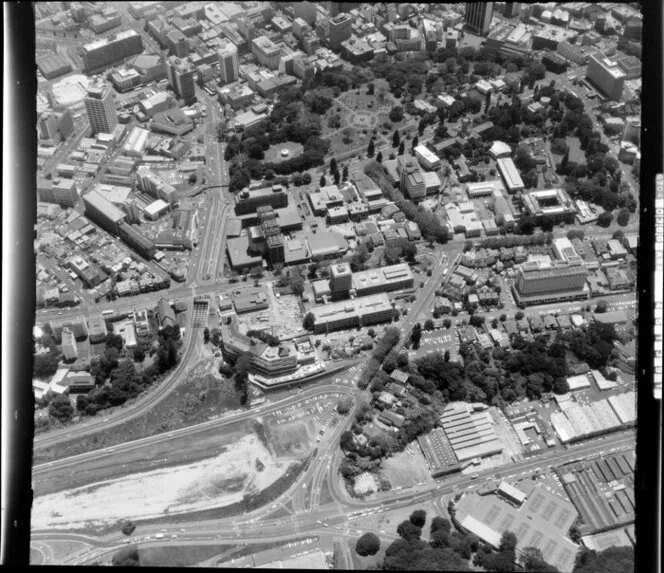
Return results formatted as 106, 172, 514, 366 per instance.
266, 234, 285, 265
293, 1, 317, 25
397, 156, 426, 200
503, 2, 520, 18
218, 43, 239, 85
55, 107, 74, 139
38, 113, 60, 141
329, 262, 353, 294
166, 56, 196, 105
327, 12, 353, 50
586, 53, 626, 101
61, 328, 78, 361
81, 29, 144, 72
465, 2, 495, 36
85, 82, 118, 135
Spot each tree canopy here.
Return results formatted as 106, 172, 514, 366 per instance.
355, 532, 380, 556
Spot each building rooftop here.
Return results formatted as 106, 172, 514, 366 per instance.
456, 487, 579, 573
83, 190, 126, 222
306, 231, 347, 257
351, 263, 414, 293
309, 292, 392, 323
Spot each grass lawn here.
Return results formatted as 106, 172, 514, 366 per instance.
138, 545, 228, 567
565, 136, 585, 163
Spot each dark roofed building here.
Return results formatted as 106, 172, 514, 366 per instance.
379, 410, 405, 428
156, 298, 175, 328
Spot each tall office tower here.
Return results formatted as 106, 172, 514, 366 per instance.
55, 107, 74, 138
61, 327, 78, 361
326, 2, 341, 17
218, 43, 239, 85
166, 56, 197, 106
586, 53, 627, 101
38, 113, 60, 141
503, 2, 520, 18
293, 1, 317, 24
465, 2, 495, 35
327, 12, 353, 50
329, 262, 352, 295
85, 82, 118, 135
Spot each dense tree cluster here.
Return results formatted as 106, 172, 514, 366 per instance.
573, 546, 634, 573
412, 324, 604, 405
383, 238, 418, 265
355, 532, 381, 556
559, 322, 618, 370
368, 56, 428, 99
77, 325, 181, 416
382, 509, 473, 571
365, 161, 449, 244
48, 394, 74, 421
225, 86, 334, 189
245, 330, 280, 347
111, 546, 140, 567
34, 353, 60, 378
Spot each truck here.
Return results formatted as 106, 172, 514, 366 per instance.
155, 533, 164, 539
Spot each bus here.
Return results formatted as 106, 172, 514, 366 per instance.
102, 310, 115, 317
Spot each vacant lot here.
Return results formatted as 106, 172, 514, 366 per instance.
380, 446, 435, 490
265, 418, 315, 459
32, 430, 292, 530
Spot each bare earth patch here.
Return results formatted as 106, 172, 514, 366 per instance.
32, 433, 291, 530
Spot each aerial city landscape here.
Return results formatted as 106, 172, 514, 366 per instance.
30, 1, 643, 570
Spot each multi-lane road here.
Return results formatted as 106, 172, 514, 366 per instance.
31, 421, 635, 565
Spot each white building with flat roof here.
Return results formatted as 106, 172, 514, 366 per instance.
414, 145, 441, 170
496, 157, 525, 192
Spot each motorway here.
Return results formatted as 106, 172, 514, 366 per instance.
31, 423, 635, 565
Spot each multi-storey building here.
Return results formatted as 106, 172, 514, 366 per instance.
166, 28, 190, 57
220, 319, 298, 375
83, 189, 127, 234
252, 35, 282, 69
309, 293, 395, 334
397, 156, 426, 200
85, 82, 118, 135
38, 113, 60, 141
166, 56, 196, 105
218, 43, 239, 85
50, 178, 80, 208
235, 186, 288, 215
586, 53, 626, 101
136, 166, 177, 204
622, 116, 641, 146
61, 328, 78, 361
317, 12, 353, 50
465, 2, 494, 36
293, 1, 317, 25
513, 261, 588, 306
81, 29, 143, 72
503, 2, 520, 18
